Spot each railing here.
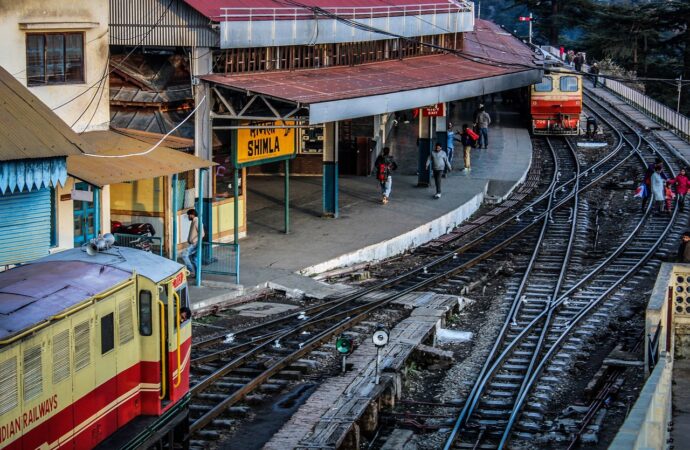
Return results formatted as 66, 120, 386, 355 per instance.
114, 233, 163, 256
220, 2, 473, 21
603, 77, 690, 141
201, 241, 240, 284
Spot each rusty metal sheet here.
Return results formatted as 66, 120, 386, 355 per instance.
0, 66, 90, 161
202, 19, 538, 105
68, 129, 214, 186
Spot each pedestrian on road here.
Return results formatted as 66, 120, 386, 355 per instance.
461, 124, 476, 172
182, 208, 205, 277
374, 146, 398, 204
589, 63, 600, 88
426, 143, 452, 199
476, 106, 491, 149
678, 232, 690, 262
668, 167, 690, 211
650, 166, 666, 214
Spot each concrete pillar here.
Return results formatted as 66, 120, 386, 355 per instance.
191, 47, 214, 239
417, 112, 431, 187
322, 122, 339, 218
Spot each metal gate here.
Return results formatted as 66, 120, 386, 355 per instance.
0, 188, 51, 266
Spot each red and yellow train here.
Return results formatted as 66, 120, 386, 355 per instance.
531, 70, 583, 135
0, 246, 191, 449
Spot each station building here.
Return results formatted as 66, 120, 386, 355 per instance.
107, 0, 542, 281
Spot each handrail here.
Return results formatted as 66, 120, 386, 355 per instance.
0, 278, 136, 346
173, 288, 182, 388
158, 299, 167, 400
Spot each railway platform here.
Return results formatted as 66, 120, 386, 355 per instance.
190, 101, 533, 311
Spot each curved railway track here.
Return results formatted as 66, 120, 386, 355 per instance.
441, 88, 685, 450
185, 88, 685, 448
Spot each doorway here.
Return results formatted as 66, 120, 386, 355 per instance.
73, 182, 95, 246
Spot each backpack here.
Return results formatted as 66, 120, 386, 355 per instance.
376, 161, 388, 182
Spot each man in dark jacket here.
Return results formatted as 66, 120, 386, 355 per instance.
374, 147, 398, 204
589, 63, 600, 87
678, 232, 690, 262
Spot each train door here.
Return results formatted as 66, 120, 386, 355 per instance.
94, 296, 118, 442
157, 284, 171, 406
168, 274, 191, 403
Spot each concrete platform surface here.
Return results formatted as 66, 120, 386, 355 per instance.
190, 101, 532, 307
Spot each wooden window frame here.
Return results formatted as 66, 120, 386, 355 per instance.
26, 32, 85, 87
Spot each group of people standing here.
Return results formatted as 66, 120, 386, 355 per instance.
640, 159, 689, 214
374, 105, 492, 203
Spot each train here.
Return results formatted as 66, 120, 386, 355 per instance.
530, 69, 583, 135
0, 245, 191, 449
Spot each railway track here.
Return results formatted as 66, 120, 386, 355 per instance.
185, 89, 676, 448
440, 88, 686, 449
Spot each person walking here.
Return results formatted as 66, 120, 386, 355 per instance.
589, 62, 600, 88
445, 122, 458, 177
650, 166, 666, 214
181, 208, 204, 277
460, 124, 476, 172
373, 146, 398, 204
668, 167, 690, 211
476, 106, 491, 149
574, 52, 584, 72
426, 143, 452, 199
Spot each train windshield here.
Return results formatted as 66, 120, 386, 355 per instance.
560, 76, 579, 92
534, 76, 553, 92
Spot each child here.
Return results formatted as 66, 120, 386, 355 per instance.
665, 184, 675, 213
667, 167, 690, 211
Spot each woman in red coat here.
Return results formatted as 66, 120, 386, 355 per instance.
668, 167, 690, 211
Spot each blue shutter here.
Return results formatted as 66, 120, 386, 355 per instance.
0, 188, 51, 266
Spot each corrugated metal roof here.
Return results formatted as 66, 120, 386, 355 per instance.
111, 128, 194, 149
110, 0, 219, 47
202, 20, 538, 105
185, 0, 466, 21
0, 66, 89, 161
68, 129, 214, 186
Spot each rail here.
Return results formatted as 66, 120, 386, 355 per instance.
114, 233, 163, 256
219, 2, 473, 21
603, 77, 690, 141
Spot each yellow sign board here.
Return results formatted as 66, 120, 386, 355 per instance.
236, 121, 296, 167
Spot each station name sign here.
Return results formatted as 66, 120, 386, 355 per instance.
236, 121, 296, 168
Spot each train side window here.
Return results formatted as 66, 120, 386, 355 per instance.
0, 357, 18, 415
560, 76, 579, 92
101, 313, 115, 354
534, 76, 553, 92
23, 345, 42, 402
139, 290, 153, 336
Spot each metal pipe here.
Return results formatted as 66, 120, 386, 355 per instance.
195, 169, 205, 287
172, 173, 178, 262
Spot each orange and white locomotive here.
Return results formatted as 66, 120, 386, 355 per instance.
0, 246, 191, 449
531, 70, 583, 135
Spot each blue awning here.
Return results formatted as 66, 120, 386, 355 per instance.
0, 157, 67, 194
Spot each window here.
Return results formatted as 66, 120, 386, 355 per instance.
139, 290, 153, 336
27, 33, 84, 86
560, 76, 579, 92
101, 313, 115, 354
534, 76, 553, 92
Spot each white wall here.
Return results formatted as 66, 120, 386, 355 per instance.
0, 1, 110, 133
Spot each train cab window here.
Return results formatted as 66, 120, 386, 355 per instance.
534, 76, 553, 92
176, 286, 191, 323
560, 76, 579, 92
139, 290, 153, 336
101, 313, 115, 354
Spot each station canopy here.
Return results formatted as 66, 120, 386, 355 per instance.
201, 20, 542, 124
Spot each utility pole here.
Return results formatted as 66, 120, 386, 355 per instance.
678, 76, 683, 114
529, 12, 533, 44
